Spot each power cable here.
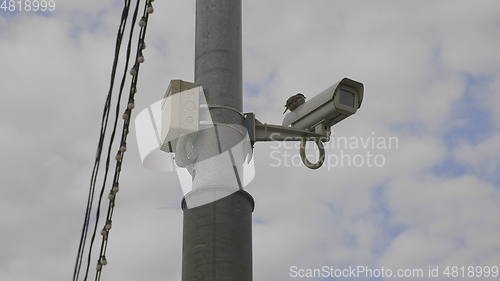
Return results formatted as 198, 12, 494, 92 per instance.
73, 1, 131, 280
72, 0, 155, 280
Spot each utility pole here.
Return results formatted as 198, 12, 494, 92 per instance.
181, 0, 254, 281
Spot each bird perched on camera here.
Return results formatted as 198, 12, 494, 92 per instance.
283, 93, 306, 114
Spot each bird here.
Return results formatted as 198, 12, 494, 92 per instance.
283, 93, 306, 114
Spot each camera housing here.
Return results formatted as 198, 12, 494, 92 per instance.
282, 78, 364, 132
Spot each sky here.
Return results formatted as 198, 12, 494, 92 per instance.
1, 0, 500, 280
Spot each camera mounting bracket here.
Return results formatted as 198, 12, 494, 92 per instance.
243, 113, 330, 169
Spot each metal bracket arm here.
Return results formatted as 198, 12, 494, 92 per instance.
243, 112, 330, 143
255, 122, 327, 142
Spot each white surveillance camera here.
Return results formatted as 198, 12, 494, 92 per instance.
282, 78, 364, 132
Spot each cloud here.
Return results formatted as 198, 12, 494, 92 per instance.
382, 175, 500, 274
1, 1, 500, 281
484, 74, 500, 128
454, 134, 500, 183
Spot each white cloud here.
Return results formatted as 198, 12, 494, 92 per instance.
382, 175, 500, 272
454, 134, 500, 180
1, 1, 500, 281
484, 74, 500, 128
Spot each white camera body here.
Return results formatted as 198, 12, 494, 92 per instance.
282, 78, 364, 131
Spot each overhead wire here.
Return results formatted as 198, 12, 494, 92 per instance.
81, 0, 142, 279
93, 4, 154, 279
72, 0, 131, 280
72, 0, 155, 280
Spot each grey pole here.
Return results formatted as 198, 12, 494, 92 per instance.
181, 0, 254, 281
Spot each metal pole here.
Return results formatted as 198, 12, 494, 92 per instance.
182, 0, 254, 280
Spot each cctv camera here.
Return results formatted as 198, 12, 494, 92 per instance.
282, 78, 364, 132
